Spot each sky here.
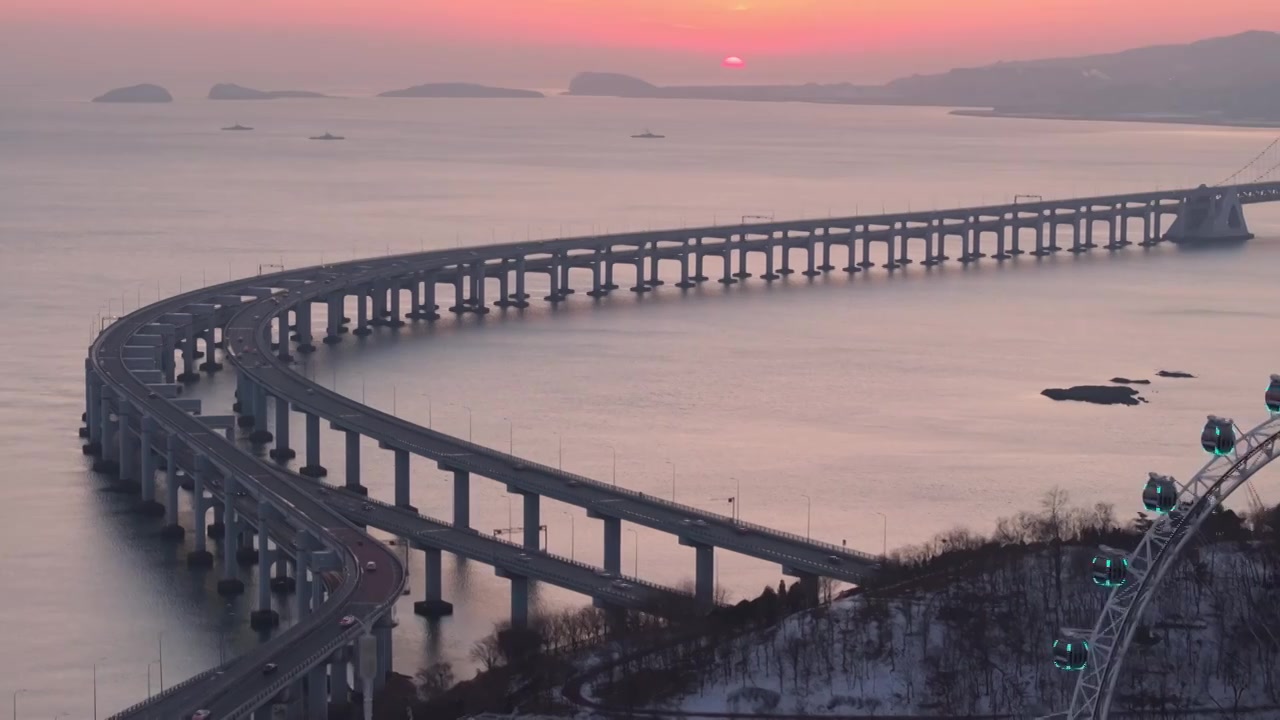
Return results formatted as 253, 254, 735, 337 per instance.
3, 0, 1279, 98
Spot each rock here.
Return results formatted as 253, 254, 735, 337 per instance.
92, 84, 173, 103
378, 82, 543, 99
1110, 377, 1152, 385
1156, 370, 1197, 378
1041, 386, 1146, 406
208, 83, 328, 100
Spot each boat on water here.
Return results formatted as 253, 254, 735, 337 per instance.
631, 129, 665, 139
221, 124, 253, 131
309, 132, 345, 141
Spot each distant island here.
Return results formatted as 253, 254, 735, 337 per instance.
567, 30, 1280, 126
92, 84, 173, 103
208, 83, 330, 100
379, 82, 543, 99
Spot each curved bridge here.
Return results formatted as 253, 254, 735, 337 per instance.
83, 181, 1280, 718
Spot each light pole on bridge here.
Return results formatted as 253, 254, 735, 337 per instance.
800, 494, 811, 540
626, 528, 639, 576
12, 688, 25, 720
873, 511, 888, 558
665, 460, 676, 502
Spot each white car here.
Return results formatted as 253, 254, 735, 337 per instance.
365, 561, 377, 571
192, 712, 212, 720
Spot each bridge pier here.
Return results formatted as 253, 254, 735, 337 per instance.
630, 253, 649, 292
389, 281, 407, 325
802, 237, 820, 276
449, 273, 466, 314
596, 514, 621, 574
648, 244, 665, 286
394, 448, 415, 511
330, 650, 351, 706
587, 256, 607, 297
344, 430, 366, 495
603, 251, 620, 290
300, 412, 327, 477
249, 382, 273, 444
717, 249, 736, 285
116, 401, 134, 484
734, 239, 752, 279
353, 291, 371, 336
306, 665, 328, 720
680, 538, 716, 612
452, 468, 471, 528
324, 295, 342, 344
495, 568, 531, 629
177, 327, 199, 382
692, 242, 710, 281
523, 491, 541, 550
208, 499, 224, 537
272, 554, 296, 594
251, 502, 280, 629
414, 545, 453, 617
375, 620, 393, 690
841, 235, 861, 273
294, 302, 316, 353
422, 274, 442, 318
160, 432, 184, 539
761, 241, 779, 281
270, 395, 294, 460
218, 475, 246, 595
138, 416, 162, 513
675, 246, 696, 288
187, 455, 214, 567
819, 231, 836, 271
511, 259, 530, 307
407, 280, 422, 319
558, 255, 574, 296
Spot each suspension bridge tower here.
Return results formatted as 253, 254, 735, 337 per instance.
1164, 185, 1253, 245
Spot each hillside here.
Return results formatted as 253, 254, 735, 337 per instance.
208, 83, 329, 100
379, 82, 543, 99
567, 31, 1280, 122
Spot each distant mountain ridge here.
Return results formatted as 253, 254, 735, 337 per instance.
568, 31, 1280, 123
209, 83, 329, 100
379, 82, 543, 99
92, 84, 172, 103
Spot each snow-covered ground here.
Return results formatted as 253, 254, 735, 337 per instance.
590, 543, 1280, 717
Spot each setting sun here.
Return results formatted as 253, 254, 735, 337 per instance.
722, 56, 746, 69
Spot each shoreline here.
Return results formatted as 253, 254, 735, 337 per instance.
951, 108, 1280, 130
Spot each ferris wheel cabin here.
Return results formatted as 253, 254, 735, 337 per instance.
1200, 415, 1236, 455
1142, 473, 1179, 514
1091, 553, 1129, 587
1267, 375, 1280, 414
1052, 638, 1090, 671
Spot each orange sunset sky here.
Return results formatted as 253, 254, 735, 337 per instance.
3, 0, 1279, 96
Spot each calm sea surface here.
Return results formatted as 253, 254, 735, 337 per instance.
2, 95, 1279, 717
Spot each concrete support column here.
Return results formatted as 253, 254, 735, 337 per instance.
761, 243, 778, 281
270, 397, 294, 460
453, 469, 470, 528
695, 543, 715, 611
353, 292, 370, 336
116, 401, 133, 483
472, 265, 490, 313
797, 572, 819, 608
188, 455, 213, 566
450, 273, 466, 314
251, 503, 280, 629
802, 238, 819, 276
161, 432, 183, 539
423, 277, 440, 318
408, 281, 421, 319
324, 295, 342, 344
603, 516, 621, 574
510, 574, 530, 629
394, 448, 414, 510
522, 492, 541, 551
84, 362, 101, 446
717, 249, 736, 285
345, 430, 365, 495
301, 412, 326, 477
98, 389, 116, 465
388, 283, 405, 326
295, 551, 312, 617
178, 328, 199, 381
513, 259, 529, 307
138, 415, 159, 509
218, 476, 245, 595
272, 554, 296, 594
734, 238, 752, 278
820, 231, 836, 270
414, 546, 453, 617
371, 283, 386, 322
330, 654, 351, 706
496, 262, 512, 306
604, 249, 620, 289
676, 245, 695, 288
375, 624, 392, 690
631, 254, 650, 292
249, 383, 272, 444
295, 302, 315, 352
306, 665, 328, 720
546, 259, 562, 302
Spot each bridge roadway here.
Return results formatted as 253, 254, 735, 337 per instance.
320, 483, 702, 614
95, 276, 405, 719
223, 251, 883, 587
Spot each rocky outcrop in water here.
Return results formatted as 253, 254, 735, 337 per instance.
208, 83, 328, 100
1110, 377, 1152, 385
92, 84, 173, 103
1042, 386, 1146, 406
1157, 370, 1197, 379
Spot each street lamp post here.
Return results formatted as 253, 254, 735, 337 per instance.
504, 418, 513, 455
607, 445, 617, 485
800, 494, 811, 540
12, 688, 25, 720
873, 511, 888, 557
463, 406, 472, 442
392, 384, 397, 417
626, 528, 639, 576
157, 631, 164, 691
666, 460, 676, 501
562, 511, 575, 561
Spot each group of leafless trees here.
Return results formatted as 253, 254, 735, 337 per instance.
594, 490, 1280, 717
408, 490, 1280, 718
